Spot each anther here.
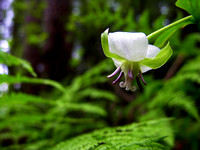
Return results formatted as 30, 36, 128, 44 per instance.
128, 70, 134, 80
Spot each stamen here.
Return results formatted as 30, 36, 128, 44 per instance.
128, 70, 134, 80
107, 67, 121, 78
119, 81, 126, 88
139, 72, 147, 85
112, 71, 123, 84
136, 76, 143, 90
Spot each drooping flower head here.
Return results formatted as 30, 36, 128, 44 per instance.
101, 29, 173, 91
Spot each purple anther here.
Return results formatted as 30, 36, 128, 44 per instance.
139, 72, 147, 85
107, 67, 121, 78
112, 71, 123, 84
128, 70, 134, 80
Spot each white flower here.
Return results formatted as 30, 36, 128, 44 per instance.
101, 29, 173, 91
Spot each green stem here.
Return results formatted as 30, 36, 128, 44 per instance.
147, 15, 194, 41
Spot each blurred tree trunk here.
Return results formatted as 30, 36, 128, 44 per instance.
24, 0, 44, 76
11, 0, 72, 93
24, 0, 72, 81
43, 0, 72, 81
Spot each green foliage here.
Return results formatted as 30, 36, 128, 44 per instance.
58, 59, 117, 103
126, 55, 200, 149
176, 0, 200, 23
67, 0, 136, 32
1, 0, 200, 150
0, 74, 65, 93
25, 23, 48, 45
0, 50, 36, 77
52, 118, 173, 150
0, 54, 116, 149
130, 55, 200, 121
171, 32, 200, 57
153, 16, 194, 48
147, 15, 194, 47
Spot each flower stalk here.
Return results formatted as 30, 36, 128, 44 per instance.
147, 15, 194, 42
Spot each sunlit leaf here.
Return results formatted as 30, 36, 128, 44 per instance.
176, 0, 200, 23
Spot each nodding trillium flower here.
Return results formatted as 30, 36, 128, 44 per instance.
101, 29, 173, 91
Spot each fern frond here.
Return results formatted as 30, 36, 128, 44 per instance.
52, 118, 174, 150
0, 74, 65, 92
0, 50, 36, 77
149, 90, 199, 120
76, 88, 118, 102
53, 102, 107, 117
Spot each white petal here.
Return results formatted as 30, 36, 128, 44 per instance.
146, 45, 160, 58
140, 45, 160, 73
140, 65, 152, 73
112, 58, 124, 68
108, 32, 148, 62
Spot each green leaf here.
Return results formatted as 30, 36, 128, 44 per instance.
101, 29, 124, 61
0, 74, 65, 92
0, 50, 37, 77
154, 18, 194, 48
140, 42, 173, 69
176, 0, 200, 23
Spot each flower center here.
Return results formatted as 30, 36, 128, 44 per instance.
107, 61, 147, 91
120, 61, 140, 91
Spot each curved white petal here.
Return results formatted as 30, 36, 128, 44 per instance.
108, 32, 148, 62
140, 65, 152, 73
140, 45, 160, 73
112, 58, 124, 68
146, 45, 160, 58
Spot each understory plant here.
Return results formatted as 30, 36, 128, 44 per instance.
0, 0, 200, 150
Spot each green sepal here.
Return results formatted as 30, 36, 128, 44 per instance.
101, 29, 124, 61
140, 42, 173, 69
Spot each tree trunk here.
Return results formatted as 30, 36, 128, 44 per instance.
43, 0, 72, 81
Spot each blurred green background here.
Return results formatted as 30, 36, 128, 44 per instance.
0, 0, 200, 149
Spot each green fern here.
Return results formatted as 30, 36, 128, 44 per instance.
0, 50, 36, 77
0, 59, 115, 149
52, 118, 174, 150
130, 55, 200, 122
58, 59, 117, 103
0, 74, 66, 92
0, 92, 108, 149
